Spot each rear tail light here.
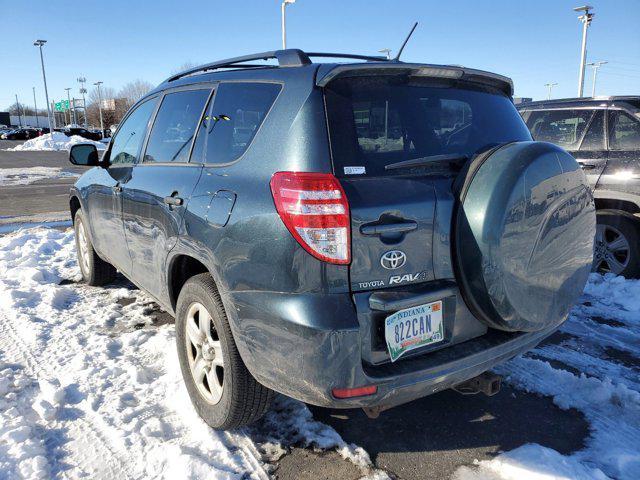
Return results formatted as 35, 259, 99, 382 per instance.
332, 385, 377, 399
270, 172, 350, 264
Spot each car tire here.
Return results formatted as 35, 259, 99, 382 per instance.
73, 210, 117, 286
175, 273, 274, 430
593, 210, 640, 278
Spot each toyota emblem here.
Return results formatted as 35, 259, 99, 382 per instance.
380, 250, 407, 269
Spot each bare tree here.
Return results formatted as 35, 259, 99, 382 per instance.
118, 79, 154, 108
171, 61, 199, 75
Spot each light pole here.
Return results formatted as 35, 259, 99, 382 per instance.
34, 40, 53, 132
587, 61, 607, 97
32, 87, 39, 128
78, 76, 88, 128
378, 48, 392, 60
65, 88, 74, 126
94, 81, 105, 135
574, 5, 594, 97
544, 82, 558, 100
281, 0, 296, 49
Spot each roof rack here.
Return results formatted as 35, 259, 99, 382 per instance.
165, 49, 389, 83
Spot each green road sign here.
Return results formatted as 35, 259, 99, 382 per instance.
54, 100, 70, 112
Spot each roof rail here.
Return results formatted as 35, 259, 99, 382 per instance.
306, 52, 388, 62
165, 49, 391, 83
166, 49, 312, 83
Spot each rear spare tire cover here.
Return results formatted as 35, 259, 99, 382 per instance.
454, 141, 595, 332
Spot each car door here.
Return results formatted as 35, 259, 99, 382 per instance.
600, 109, 640, 192
85, 97, 158, 275
525, 108, 602, 187
120, 86, 212, 300
574, 109, 608, 187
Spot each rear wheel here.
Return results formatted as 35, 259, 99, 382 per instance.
593, 210, 640, 278
74, 210, 117, 286
175, 273, 274, 430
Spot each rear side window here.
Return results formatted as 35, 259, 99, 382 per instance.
526, 109, 593, 150
144, 89, 211, 163
609, 110, 640, 151
325, 77, 531, 177
190, 82, 281, 165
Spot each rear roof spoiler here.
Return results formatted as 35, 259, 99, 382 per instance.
316, 63, 514, 97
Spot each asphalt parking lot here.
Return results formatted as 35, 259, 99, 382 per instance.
0, 144, 593, 479
0, 139, 88, 221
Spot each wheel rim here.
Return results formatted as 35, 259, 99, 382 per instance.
77, 221, 91, 274
185, 302, 224, 405
593, 223, 631, 275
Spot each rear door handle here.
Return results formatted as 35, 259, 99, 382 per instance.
578, 162, 597, 170
164, 195, 183, 206
360, 221, 418, 236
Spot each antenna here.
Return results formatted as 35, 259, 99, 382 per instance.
393, 22, 418, 61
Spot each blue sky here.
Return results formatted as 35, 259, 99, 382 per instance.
1, 0, 638, 110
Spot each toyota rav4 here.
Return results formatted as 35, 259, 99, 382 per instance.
68, 49, 596, 429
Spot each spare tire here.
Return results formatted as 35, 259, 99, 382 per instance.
453, 141, 595, 332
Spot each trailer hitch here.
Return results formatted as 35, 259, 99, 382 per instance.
452, 372, 502, 396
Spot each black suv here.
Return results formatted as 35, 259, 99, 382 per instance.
68, 49, 595, 429
518, 97, 640, 277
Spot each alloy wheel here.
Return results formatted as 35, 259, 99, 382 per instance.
593, 223, 630, 275
76, 221, 91, 274
185, 302, 224, 404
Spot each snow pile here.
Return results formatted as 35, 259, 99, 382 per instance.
0, 167, 79, 186
0, 227, 384, 479
7, 132, 106, 151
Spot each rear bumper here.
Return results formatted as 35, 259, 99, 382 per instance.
225, 289, 560, 409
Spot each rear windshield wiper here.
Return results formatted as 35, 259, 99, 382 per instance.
385, 154, 470, 171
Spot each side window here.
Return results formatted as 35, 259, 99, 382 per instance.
143, 89, 211, 163
191, 83, 281, 165
109, 99, 157, 165
609, 111, 640, 151
526, 109, 593, 150
579, 110, 605, 151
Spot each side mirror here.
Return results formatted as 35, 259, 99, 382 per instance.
69, 144, 100, 166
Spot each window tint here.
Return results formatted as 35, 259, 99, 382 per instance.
526, 109, 593, 150
580, 110, 605, 151
190, 83, 281, 165
609, 111, 640, 151
110, 99, 157, 165
144, 89, 210, 163
325, 77, 531, 177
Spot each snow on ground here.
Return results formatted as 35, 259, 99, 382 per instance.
455, 273, 640, 480
6, 132, 106, 152
0, 167, 79, 186
0, 227, 639, 480
0, 227, 382, 480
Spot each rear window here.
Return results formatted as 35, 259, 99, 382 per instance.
525, 109, 593, 150
325, 77, 531, 177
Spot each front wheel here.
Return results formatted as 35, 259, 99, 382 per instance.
593, 210, 640, 278
74, 210, 117, 286
175, 273, 274, 430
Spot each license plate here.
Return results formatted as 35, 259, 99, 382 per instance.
385, 301, 444, 362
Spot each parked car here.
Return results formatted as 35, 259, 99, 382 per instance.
67, 49, 595, 430
63, 127, 102, 141
1, 127, 39, 140
518, 96, 640, 277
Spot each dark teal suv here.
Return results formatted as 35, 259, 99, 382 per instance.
67, 49, 595, 429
